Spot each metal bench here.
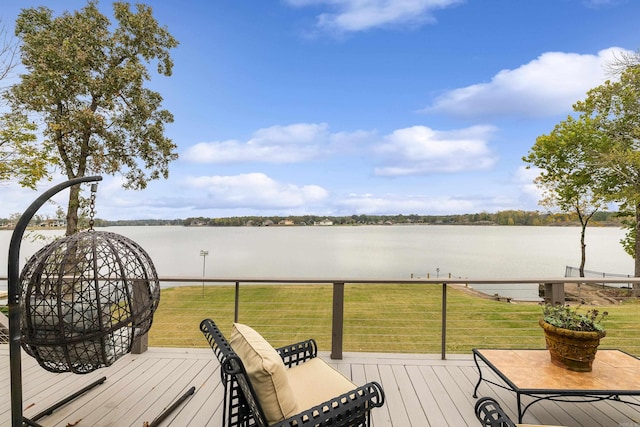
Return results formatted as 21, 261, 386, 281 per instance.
475, 397, 566, 427
475, 397, 517, 427
200, 318, 385, 427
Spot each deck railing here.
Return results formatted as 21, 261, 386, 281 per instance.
2, 276, 640, 359
153, 276, 640, 359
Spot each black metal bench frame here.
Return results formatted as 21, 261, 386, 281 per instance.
200, 318, 385, 427
474, 397, 517, 427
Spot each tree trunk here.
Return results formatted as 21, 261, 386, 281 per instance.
65, 183, 81, 236
579, 222, 587, 278
576, 206, 591, 278
635, 205, 640, 296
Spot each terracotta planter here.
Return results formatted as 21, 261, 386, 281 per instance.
539, 319, 606, 372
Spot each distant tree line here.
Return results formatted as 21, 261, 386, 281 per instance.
92, 218, 184, 227
177, 210, 623, 227
0, 210, 624, 229
0, 216, 183, 228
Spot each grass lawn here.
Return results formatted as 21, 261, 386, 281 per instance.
149, 284, 640, 356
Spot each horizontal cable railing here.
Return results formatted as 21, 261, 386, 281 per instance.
147, 277, 640, 359
2, 276, 640, 359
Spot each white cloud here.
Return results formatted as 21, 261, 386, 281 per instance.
373, 125, 497, 176
0, 183, 46, 217
426, 47, 632, 118
185, 173, 329, 209
252, 122, 327, 145
338, 193, 473, 214
514, 165, 543, 203
0, 171, 95, 219
336, 192, 516, 215
285, 0, 462, 33
182, 123, 372, 164
182, 123, 328, 163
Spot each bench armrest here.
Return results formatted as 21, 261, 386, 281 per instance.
200, 319, 234, 366
271, 381, 385, 427
275, 339, 318, 368
474, 397, 517, 427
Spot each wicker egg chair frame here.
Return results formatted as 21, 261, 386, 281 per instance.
7, 177, 194, 427
19, 229, 160, 374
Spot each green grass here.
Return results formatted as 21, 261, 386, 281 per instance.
149, 284, 640, 356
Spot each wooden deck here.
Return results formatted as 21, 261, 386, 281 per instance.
2, 345, 640, 426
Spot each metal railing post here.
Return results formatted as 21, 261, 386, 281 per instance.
542, 282, 565, 305
441, 282, 447, 360
331, 282, 345, 360
234, 281, 240, 323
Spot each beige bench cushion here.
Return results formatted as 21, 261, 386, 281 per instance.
288, 357, 357, 410
230, 323, 299, 424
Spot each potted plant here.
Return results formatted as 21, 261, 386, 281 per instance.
539, 303, 608, 372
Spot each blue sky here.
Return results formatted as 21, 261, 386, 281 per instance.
1, 0, 639, 220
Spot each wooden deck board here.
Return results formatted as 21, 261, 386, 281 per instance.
405, 365, 447, 427
86, 358, 197, 426
2, 345, 640, 426
418, 365, 470, 426
390, 364, 428, 426
165, 362, 224, 427
36, 357, 164, 426
364, 363, 392, 427
378, 364, 411, 426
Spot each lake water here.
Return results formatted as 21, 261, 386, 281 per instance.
0, 225, 633, 300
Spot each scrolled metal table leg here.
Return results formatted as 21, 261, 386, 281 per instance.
473, 350, 484, 398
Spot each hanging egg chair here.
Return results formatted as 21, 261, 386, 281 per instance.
18, 229, 160, 374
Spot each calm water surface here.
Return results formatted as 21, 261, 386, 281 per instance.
0, 225, 633, 300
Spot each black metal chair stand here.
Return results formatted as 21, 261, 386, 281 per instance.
8, 177, 103, 427
22, 376, 107, 426
7, 176, 165, 427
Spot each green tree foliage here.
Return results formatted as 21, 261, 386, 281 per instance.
4, 1, 178, 235
573, 66, 640, 276
0, 19, 52, 188
524, 115, 609, 277
0, 113, 52, 188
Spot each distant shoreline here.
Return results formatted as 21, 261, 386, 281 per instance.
0, 224, 625, 233
0, 221, 624, 230
181, 221, 623, 228
1, 209, 625, 229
